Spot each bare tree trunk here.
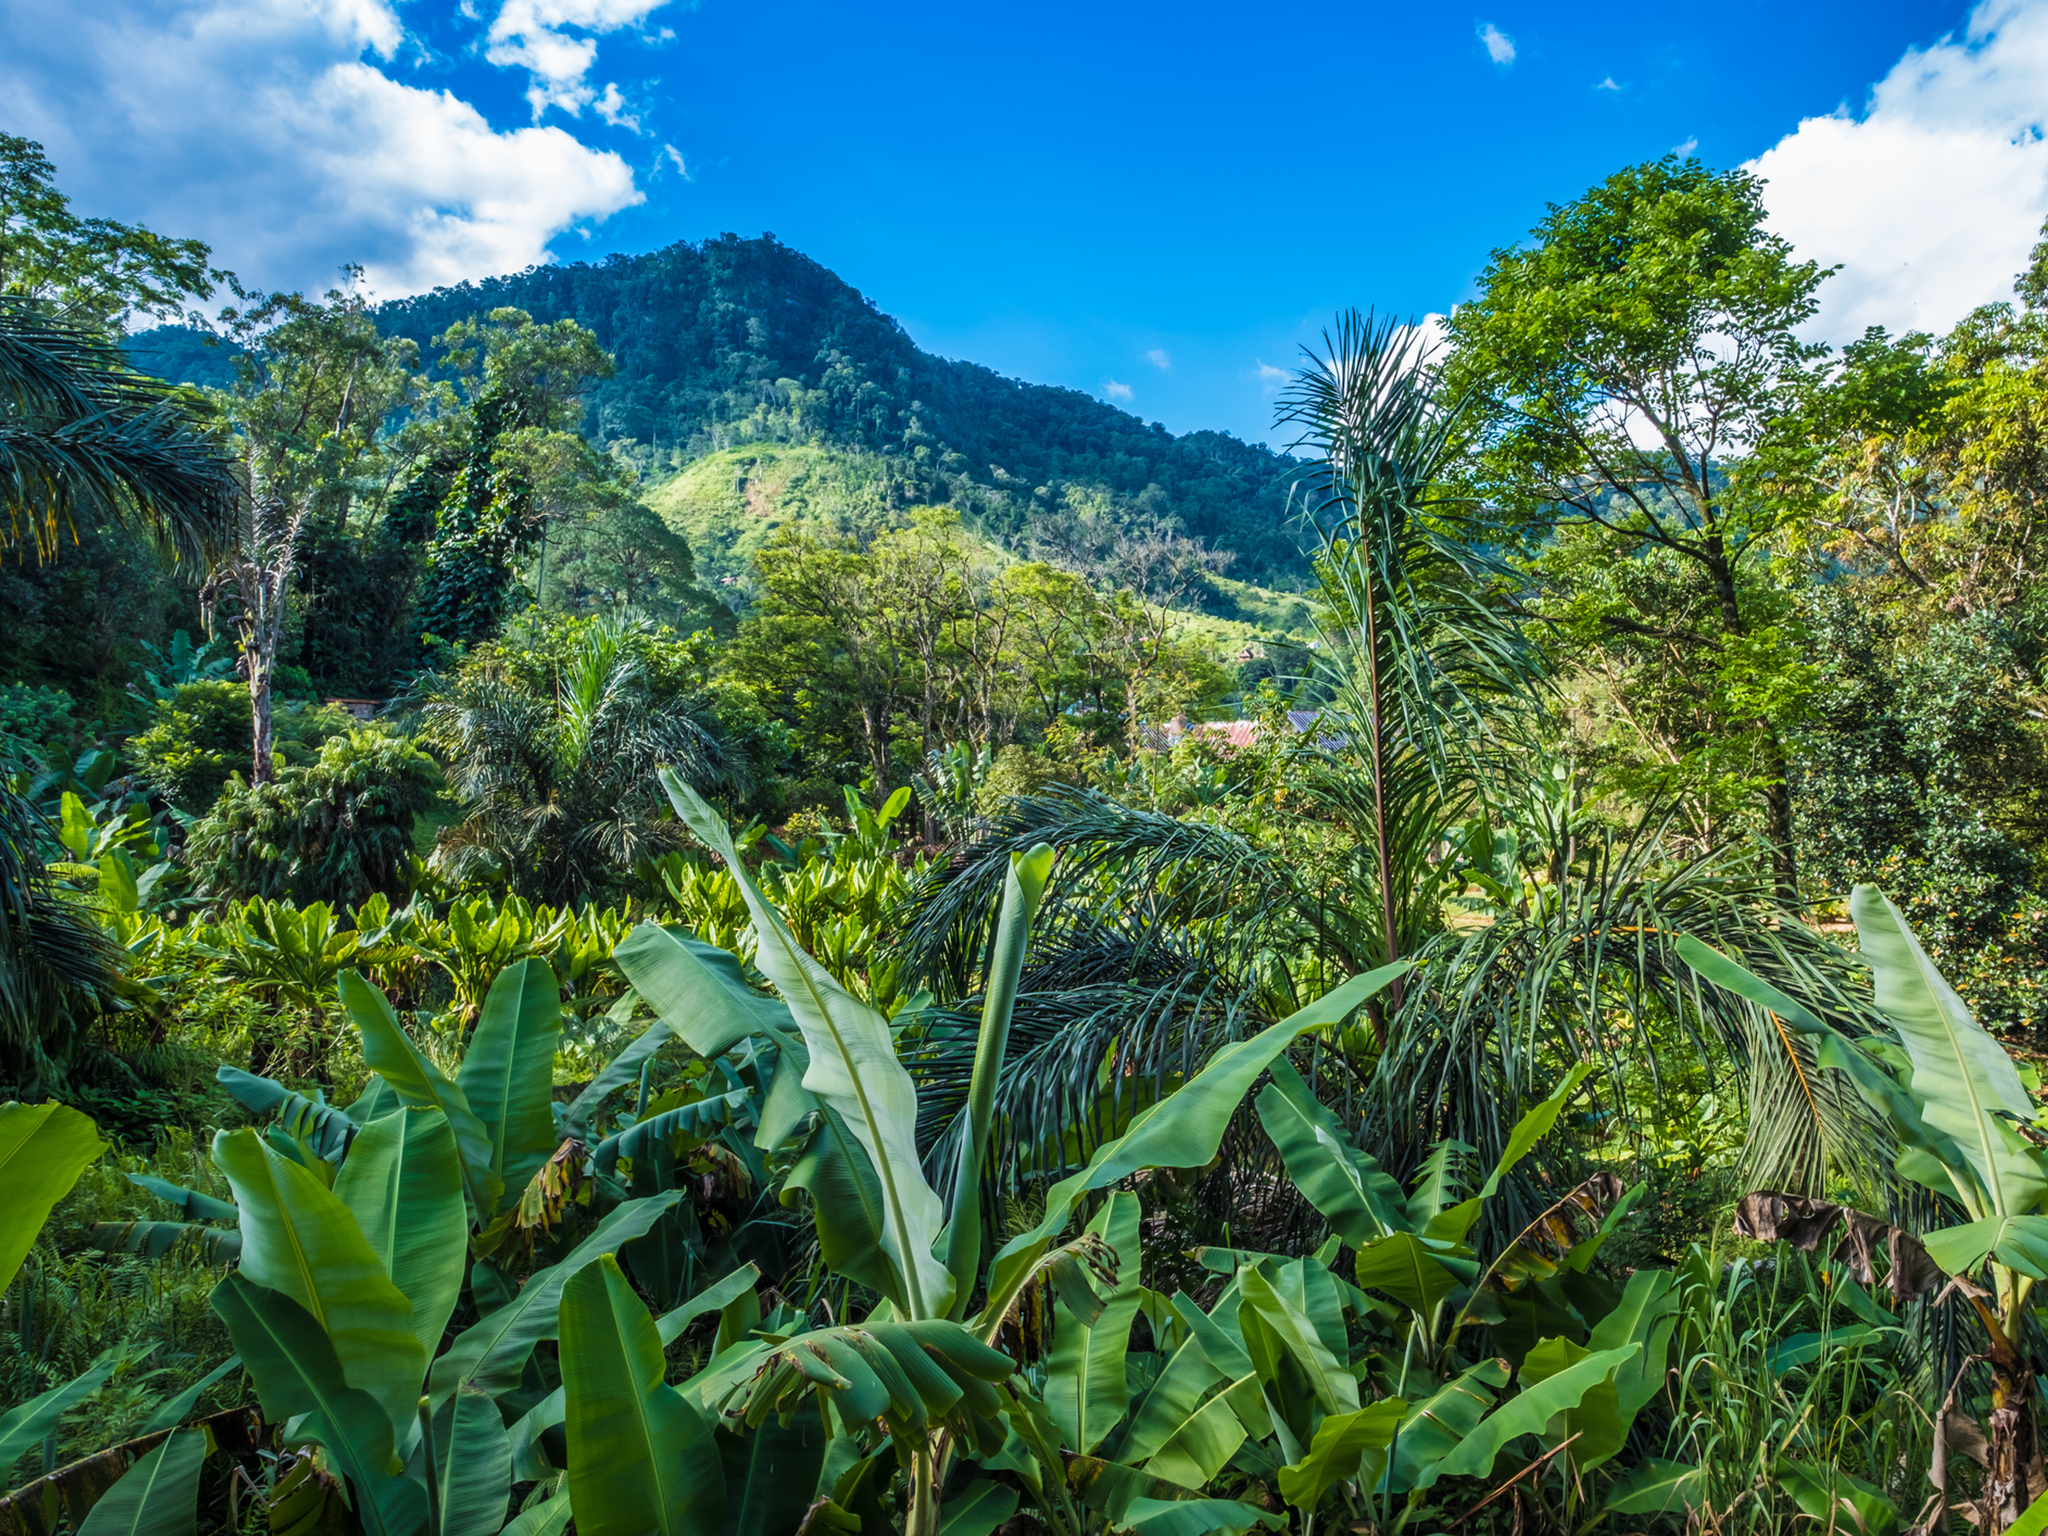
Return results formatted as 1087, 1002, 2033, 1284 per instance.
202, 488, 305, 789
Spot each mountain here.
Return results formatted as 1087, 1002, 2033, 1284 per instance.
370, 234, 1313, 589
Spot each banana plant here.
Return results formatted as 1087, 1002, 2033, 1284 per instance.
1682, 884, 2048, 1534
591, 771, 1417, 1534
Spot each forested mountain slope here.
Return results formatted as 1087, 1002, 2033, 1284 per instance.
369, 234, 1311, 587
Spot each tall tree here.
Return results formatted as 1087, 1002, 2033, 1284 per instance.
1443, 155, 1831, 898
0, 133, 216, 331
203, 279, 433, 783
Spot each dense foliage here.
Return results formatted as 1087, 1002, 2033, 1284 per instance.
10, 131, 2048, 1536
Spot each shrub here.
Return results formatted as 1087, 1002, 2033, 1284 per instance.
185, 729, 440, 905
0, 682, 86, 763
129, 682, 354, 811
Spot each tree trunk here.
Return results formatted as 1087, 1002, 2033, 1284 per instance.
1760, 733, 1798, 904
249, 653, 275, 787
1987, 1365, 2042, 1530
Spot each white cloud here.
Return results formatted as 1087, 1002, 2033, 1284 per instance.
1104, 380, 1134, 401
1673, 135, 1699, 157
663, 144, 691, 178
486, 0, 670, 121
0, 0, 644, 299
1596, 75, 1620, 91
1747, 0, 2048, 340
1144, 347, 1172, 369
1478, 23, 1516, 65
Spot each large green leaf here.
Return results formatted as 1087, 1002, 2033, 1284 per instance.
934, 1478, 1019, 1536
611, 923, 800, 1059
0, 1100, 104, 1291
663, 771, 953, 1319
210, 1275, 427, 1536
1851, 884, 2047, 1219
942, 843, 1054, 1314
456, 958, 563, 1210
1606, 1459, 1703, 1517
211, 1128, 424, 1435
782, 1107, 901, 1303
1045, 1192, 1141, 1454
1426, 1063, 1593, 1244
127, 1174, 238, 1224
560, 1255, 724, 1536
335, 1110, 468, 1358
1118, 1334, 1229, 1469
0, 1361, 113, 1467
506, 1265, 764, 1480
1518, 1336, 1628, 1471
1277, 1400, 1407, 1514
1133, 1377, 1254, 1491
724, 1318, 1013, 1446
1119, 1496, 1283, 1534
501, 1496, 574, 1536
426, 1390, 511, 1536
1417, 1344, 1637, 1490
1586, 1268, 1680, 1423
987, 963, 1409, 1312
215, 1069, 358, 1163
75, 1429, 207, 1536
1237, 1262, 1359, 1418
1254, 1062, 1405, 1247
1385, 1358, 1510, 1492
1352, 1231, 1463, 1316
430, 1192, 681, 1399
713, 1412, 829, 1536
340, 971, 503, 1218
1924, 1214, 2048, 1279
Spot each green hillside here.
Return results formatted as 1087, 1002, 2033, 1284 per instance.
372, 234, 1312, 590
647, 440, 1317, 646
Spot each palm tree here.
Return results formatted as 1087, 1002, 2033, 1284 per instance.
0, 297, 238, 566
899, 316, 1893, 1246
0, 299, 236, 1065
415, 611, 742, 905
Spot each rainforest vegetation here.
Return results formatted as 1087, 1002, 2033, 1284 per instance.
7, 128, 2048, 1535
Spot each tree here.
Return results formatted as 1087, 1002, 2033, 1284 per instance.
1443, 155, 1832, 898
0, 133, 216, 332
202, 279, 433, 782
415, 611, 737, 904
413, 309, 616, 652
1279, 311, 1540, 1030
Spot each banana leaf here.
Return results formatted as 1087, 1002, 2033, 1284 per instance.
333, 1111, 468, 1358
0, 1101, 104, 1291
73, 1431, 205, 1536
663, 771, 954, 1320
455, 958, 562, 1213
429, 1193, 681, 1400
339, 972, 503, 1219
1045, 1192, 1141, 1455
210, 1275, 427, 1536
210, 1129, 424, 1437
560, 1256, 724, 1536
0, 1362, 114, 1468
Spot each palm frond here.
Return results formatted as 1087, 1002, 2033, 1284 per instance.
0, 297, 238, 567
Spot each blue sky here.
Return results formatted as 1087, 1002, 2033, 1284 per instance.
5, 0, 2045, 446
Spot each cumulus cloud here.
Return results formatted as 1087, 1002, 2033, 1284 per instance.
1747, 0, 2048, 340
1479, 23, 1516, 65
1104, 380, 1134, 401
1596, 75, 1621, 91
486, 0, 670, 121
1144, 347, 1171, 369
1673, 135, 1699, 157
0, 0, 644, 298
